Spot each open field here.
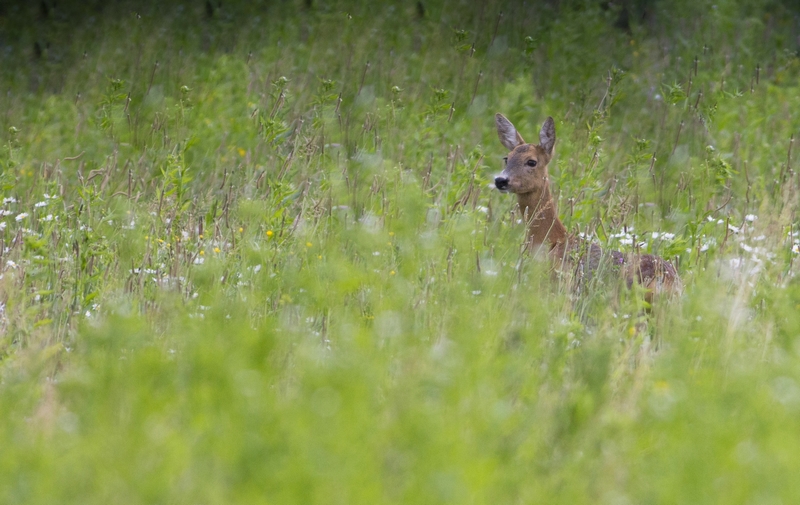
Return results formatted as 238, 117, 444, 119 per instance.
1, 0, 800, 502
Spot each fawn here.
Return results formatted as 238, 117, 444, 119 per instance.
493, 113, 682, 301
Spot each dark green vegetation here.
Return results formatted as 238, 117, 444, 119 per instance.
1, 0, 800, 502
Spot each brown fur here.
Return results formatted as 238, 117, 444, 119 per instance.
494, 113, 682, 301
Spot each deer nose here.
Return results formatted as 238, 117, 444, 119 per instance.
495, 176, 509, 191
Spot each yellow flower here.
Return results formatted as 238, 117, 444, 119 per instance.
266, 230, 274, 237
389, 231, 395, 237
390, 270, 396, 276
199, 234, 203, 239
238, 148, 246, 157
214, 247, 220, 253
238, 227, 244, 233
317, 255, 322, 260
628, 326, 636, 336
306, 242, 313, 248
200, 250, 205, 256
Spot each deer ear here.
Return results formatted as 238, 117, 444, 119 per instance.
539, 117, 555, 154
495, 113, 525, 150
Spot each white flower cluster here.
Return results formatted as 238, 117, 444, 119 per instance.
789, 230, 800, 255
721, 215, 784, 280
651, 232, 675, 240
608, 227, 650, 248
129, 265, 189, 290
0, 194, 60, 233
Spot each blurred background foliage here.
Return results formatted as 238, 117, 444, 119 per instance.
0, 0, 800, 503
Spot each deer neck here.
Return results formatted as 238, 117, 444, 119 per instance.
516, 186, 568, 251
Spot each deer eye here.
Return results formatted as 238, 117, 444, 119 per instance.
503, 157, 508, 164
526, 159, 537, 167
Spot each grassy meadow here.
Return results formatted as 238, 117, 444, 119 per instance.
2, 0, 800, 502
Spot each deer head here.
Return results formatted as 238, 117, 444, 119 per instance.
494, 114, 556, 195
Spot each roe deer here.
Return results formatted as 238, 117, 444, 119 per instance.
494, 113, 682, 301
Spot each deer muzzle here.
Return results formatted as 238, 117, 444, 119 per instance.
494, 176, 510, 192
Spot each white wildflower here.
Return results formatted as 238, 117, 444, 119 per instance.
3, 197, 16, 204
34, 201, 47, 208
745, 214, 757, 222
15, 213, 28, 221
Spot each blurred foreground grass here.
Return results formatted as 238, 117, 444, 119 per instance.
2, 0, 800, 503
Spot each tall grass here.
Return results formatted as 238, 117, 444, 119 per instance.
1, 0, 800, 502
